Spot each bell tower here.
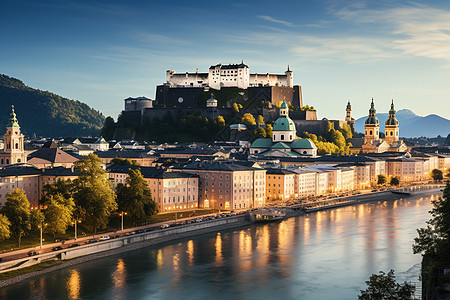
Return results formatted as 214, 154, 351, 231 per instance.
0, 106, 26, 165
345, 101, 355, 131
364, 99, 380, 143
385, 99, 399, 144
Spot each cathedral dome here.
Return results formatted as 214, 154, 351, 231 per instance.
365, 116, 379, 125
385, 99, 398, 126
273, 117, 295, 131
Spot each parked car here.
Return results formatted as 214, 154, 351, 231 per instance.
160, 224, 169, 229
28, 250, 39, 256
99, 235, 111, 241
52, 246, 63, 251
87, 238, 98, 244
136, 230, 146, 234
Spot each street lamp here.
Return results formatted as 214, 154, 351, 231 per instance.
74, 219, 81, 241
120, 211, 127, 231
39, 222, 47, 249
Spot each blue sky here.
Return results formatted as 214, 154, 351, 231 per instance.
1, 0, 450, 121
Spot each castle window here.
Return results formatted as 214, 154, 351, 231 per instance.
281, 135, 284, 140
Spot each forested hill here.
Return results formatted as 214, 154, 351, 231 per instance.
0, 74, 104, 137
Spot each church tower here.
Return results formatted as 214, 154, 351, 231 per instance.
364, 99, 380, 143
385, 99, 399, 144
345, 101, 355, 131
285, 65, 293, 87
272, 98, 296, 142
0, 106, 26, 165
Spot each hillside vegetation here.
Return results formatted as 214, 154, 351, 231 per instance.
0, 74, 104, 137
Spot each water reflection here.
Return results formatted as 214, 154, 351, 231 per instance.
66, 269, 81, 300
0, 193, 439, 300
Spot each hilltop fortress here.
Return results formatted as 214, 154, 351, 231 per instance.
165, 62, 293, 90
156, 62, 302, 108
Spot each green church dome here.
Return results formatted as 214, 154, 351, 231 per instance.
365, 99, 379, 125
273, 117, 296, 131
385, 99, 398, 126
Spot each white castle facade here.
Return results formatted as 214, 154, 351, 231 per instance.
165, 62, 293, 90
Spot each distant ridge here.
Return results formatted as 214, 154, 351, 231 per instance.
0, 74, 104, 137
355, 109, 450, 137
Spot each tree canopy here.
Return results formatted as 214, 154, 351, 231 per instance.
377, 175, 387, 186
358, 269, 415, 300
73, 154, 117, 233
116, 169, 157, 226
0, 214, 11, 240
1, 189, 31, 246
430, 169, 443, 182
44, 194, 74, 238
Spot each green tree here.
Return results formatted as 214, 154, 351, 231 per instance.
390, 177, 400, 186
73, 154, 117, 233
30, 209, 45, 233
44, 194, 74, 238
0, 214, 11, 240
1, 189, 31, 247
265, 123, 273, 138
115, 169, 157, 226
232, 102, 240, 113
215, 115, 226, 127
358, 269, 415, 300
377, 175, 387, 186
241, 113, 256, 126
101, 116, 116, 140
413, 182, 450, 261
41, 179, 74, 206
256, 115, 264, 125
430, 169, 443, 182
254, 127, 266, 138
110, 157, 139, 166
340, 124, 353, 139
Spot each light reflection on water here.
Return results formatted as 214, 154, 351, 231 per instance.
1, 194, 438, 300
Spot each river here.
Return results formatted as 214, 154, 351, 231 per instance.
0, 192, 439, 299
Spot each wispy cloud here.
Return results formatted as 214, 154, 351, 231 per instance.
258, 15, 293, 27
334, 3, 450, 61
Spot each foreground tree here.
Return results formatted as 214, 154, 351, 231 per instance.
1, 189, 31, 247
413, 181, 450, 261
377, 175, 387, 186
430, 169, 443, 182
116, 169, 157, 226
73, 154, 117, 233
358, 269, 415, 300
44, 194, 74, 238
0, 214, 11, 240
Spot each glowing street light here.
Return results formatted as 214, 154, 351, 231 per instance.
119, 211, 127, 231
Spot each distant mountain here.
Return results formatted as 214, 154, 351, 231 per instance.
355, 109, 450, 138
0, 74, 104, 137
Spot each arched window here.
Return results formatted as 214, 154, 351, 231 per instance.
6, 159, 9, 164
15, 143, 18, 149
390, 131, 393, 136
303, 151, 307, 154
290, 135, 292, 140
369, 130, 372, 135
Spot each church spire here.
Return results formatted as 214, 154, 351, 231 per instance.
8, 105, 20, 128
